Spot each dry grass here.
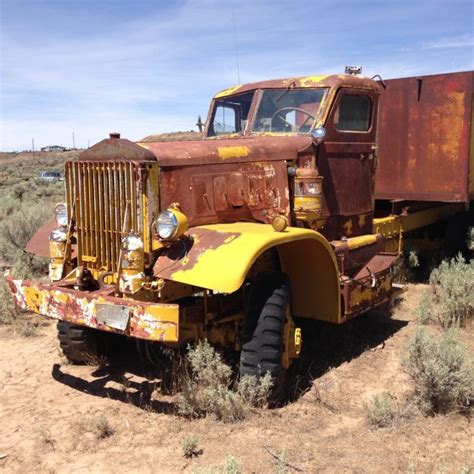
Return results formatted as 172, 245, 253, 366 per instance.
140, 131, 202, 143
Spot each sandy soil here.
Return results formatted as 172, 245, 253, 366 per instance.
0, 285, 472, 473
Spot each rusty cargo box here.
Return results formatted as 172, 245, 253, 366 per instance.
375, 71, 474, 203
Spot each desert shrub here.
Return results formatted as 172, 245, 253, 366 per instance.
415, 255, 474, 328
467, 227, 474, 252
0, 204, 51, 277
181, 433, 201, 458
0, 277, 18, 325
222, 455, 243, 474
393, 249, 420, 283
0, 196, 17, 221
363, 392, 395, 428
88, 414, 115, 439
402, 328, 473, 414
177, 340, 272, 422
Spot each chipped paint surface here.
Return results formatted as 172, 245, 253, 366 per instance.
217, 146, 250, 159
213, 74, 378, 99
214, 84, 243, 98
6, 276, 179, 342
153, 222, 338, 294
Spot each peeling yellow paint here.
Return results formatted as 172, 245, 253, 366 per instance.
345, 234, 378, 250
217, 146, 250, 159
343, 219, 353, 236
298, 75, 329, 87
214, 84, 242, 98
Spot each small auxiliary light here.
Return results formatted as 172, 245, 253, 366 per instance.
272, 215, 288, 232
345, 65, 362, 75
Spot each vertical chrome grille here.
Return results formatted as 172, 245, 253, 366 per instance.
65, 161, 140, 272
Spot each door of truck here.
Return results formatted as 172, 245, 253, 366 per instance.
318, 88, 379, 238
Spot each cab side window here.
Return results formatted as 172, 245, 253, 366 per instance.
334, 95, 372, 132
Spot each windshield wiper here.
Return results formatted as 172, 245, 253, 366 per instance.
275, 80, 297, 103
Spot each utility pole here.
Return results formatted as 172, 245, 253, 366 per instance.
72, 132, 76, 150
32, 138, 35, 158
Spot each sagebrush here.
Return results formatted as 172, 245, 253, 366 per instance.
181, 433, 201, 458
415, 255, 474, 328
402, 328, 473, 414
363, 392, 395, 428
178, 340, 272, 422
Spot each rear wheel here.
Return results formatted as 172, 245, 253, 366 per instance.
57, 321, 103, 364
240, 272, 289, 382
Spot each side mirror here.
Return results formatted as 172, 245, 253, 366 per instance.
311, 126, 326, 144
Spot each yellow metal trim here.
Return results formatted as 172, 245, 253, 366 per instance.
159, 222, 341, 323
345, 234, 378, 250
401, 203, 467, 233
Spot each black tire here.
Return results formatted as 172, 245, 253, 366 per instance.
240, 272, 289, 381
57, 321, 102, 364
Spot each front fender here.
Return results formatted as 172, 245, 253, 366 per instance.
153, 222, 342, 323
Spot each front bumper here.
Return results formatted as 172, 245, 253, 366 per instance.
5, 276, 179, 342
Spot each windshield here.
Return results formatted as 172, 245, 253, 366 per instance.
208, 92, 254, 137
253, 88, 327, 133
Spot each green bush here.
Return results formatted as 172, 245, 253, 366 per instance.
178, 340, 272, 422
402, 328, 473, 414
363, 392, 395, 428
416, 255, 474, 328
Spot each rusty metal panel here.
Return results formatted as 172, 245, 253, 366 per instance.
375, 71, 473, 202
159, 160, 290, 227
6, 276, 179, 342
140, 135, 313, 167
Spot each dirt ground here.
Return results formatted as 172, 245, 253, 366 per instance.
0, 285, 472, 473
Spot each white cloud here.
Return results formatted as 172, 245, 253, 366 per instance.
423, 34, 474, 49
1, 0, 473, 151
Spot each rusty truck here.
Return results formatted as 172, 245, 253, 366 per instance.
6, 69, 473, 386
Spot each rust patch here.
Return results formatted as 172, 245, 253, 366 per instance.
153, 228, 241, 281
375, 71, 473, 202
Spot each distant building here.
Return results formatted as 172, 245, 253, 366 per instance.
41, 145, 67, 152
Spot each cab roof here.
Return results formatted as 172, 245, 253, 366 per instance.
214, 74, 379, 99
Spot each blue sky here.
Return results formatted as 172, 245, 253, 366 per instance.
0, 0, 473, 151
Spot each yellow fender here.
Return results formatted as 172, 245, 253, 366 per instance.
153, 222, 341, 323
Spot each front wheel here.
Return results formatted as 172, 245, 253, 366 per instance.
239, 272, 290, 382
57, 321, 103, 364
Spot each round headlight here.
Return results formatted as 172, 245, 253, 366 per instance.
55, 203, 68, 227
121, 235, 144, 251
155, 210, 179, 240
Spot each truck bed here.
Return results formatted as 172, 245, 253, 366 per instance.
375, 71, 473, 203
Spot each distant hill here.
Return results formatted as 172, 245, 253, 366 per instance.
0, 150, 81, 164
140, 131, 202, 143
